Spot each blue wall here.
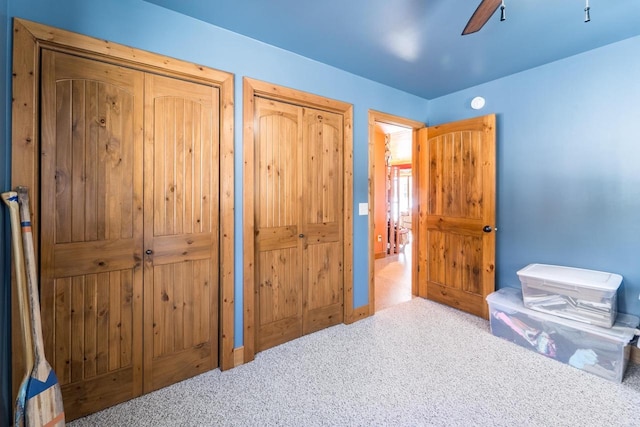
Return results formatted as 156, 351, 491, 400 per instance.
429, 35, 640, 316
3, 0, 640, 421
3, 0, 429, 350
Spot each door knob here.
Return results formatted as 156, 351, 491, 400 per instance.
299, 234, 304, 238
482, 225, 493, 233
145, 249, 153, 255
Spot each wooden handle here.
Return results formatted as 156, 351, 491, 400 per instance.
1, 192, 35, 375
16, 186, 50, 381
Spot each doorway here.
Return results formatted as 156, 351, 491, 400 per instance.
368, 111, 424, 313
368, 112, 496, 318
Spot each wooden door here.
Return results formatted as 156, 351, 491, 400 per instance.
39, 50, 220, 417
388, 166, 400, 254
373, 126, 387, 258
254, 98, 344, 352
417, 115, 496, 319
300, 107, 344, 335
143, 74, 220, 392
40, 50, 145, 419
254, 98, 302, 351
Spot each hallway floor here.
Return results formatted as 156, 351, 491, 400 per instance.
374, 243, 413, 312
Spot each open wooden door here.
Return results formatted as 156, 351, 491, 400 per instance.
416, 115, 496, 319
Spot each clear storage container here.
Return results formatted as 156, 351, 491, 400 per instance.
517, 263, 621, 328
487, 287, 638, 383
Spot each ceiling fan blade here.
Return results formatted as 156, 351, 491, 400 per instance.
462, 0, 503, 35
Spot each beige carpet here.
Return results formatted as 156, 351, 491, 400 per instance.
69, 296, 640, 426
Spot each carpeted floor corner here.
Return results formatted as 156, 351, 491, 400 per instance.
69, 297, 640, 426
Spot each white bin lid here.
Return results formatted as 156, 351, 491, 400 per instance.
487, 287, 639, 342
517, 264, 622, 292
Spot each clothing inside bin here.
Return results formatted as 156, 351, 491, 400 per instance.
522, 289, 616, 327
517, 263, 621, 328
491, 309, 622, 381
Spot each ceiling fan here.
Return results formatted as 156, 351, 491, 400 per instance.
462, 0, 505, 35
463, 0, 592, 35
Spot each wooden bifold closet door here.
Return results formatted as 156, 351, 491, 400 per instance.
254, 97, 344, 352
39, 49, 219, 419
143, 73, 219, 392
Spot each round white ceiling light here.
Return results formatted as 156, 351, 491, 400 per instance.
471, 96, 485, 110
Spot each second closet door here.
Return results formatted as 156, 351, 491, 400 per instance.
254, 97, 344, 352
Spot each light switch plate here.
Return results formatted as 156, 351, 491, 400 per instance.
358, 203, 368, 216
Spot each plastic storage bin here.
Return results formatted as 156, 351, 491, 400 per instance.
517, 264, 622, 328
487, 287, 638, 383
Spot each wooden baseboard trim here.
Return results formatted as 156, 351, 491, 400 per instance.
345, 304, 370, 324
233, 346, 245, 368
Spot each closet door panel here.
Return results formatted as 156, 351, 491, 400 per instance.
40, 50, 145, 420
253, 99, 346, 350
301, 108, 344, 334
143, 73, 220, 392
255, 248, 302, 351
253, 97, 303, 351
